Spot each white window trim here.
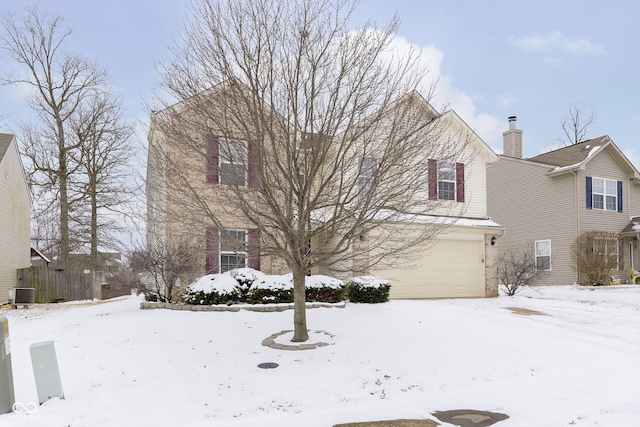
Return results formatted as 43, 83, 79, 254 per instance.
594, 236, 621, 270
592, 177, 617, 211
220, 229, 248, 272
357, 156, 377, 196
437, 161, 456, 201
219, 138, 248, 187
535, 239, 552, 271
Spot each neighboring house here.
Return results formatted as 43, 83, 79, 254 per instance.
147, 87, 503, 298
0, 133, 31, 305
487, 117, 640, 285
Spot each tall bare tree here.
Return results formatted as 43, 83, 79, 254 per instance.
1, 8, 107, 267
560, 103, 596, 146
68, 91, 134, 291
152, 0, 470, 341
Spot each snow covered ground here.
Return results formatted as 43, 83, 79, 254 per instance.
1, 284, 638, 426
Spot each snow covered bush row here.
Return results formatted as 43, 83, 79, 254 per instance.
180, 269, 390, 305
345, 276, 391, 303
181, 269, 346, 305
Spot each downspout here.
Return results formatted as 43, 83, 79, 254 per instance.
572, 169, 580, 284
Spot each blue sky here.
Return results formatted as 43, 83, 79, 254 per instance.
1, 0, 638, 169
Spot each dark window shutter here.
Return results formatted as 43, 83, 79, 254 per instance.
617, 180, 623, 212
206, 135, 219, 184
248, 140, 260, 188
455, 162, 465, 203
205, 226, 219, 274
428, 159, 437, 200
585, 176, 592, 209
248, 229, 260, 270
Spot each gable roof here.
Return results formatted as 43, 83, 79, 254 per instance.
0, 133, 14, 163
524, 136, 639, 180
527, 136, 609, 167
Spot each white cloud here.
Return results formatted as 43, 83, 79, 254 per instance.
508, 30, 606, 55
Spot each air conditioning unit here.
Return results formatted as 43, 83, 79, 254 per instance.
8, 287, 35, 308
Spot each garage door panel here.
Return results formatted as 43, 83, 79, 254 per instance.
374, 239, 484, 299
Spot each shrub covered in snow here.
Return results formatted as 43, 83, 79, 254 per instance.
247, 274, 294, 304
181, 274, 241, 305
227, 268, 266, 298
346, 275, 391, 303
305, 275, 346, 303
180, 271, 348, 305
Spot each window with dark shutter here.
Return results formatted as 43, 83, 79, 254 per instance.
456, 162, 465, 203
248, 229, 260, 270
428, 159, 437, 200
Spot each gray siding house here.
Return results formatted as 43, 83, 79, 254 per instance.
0, 133, 31, 304
487, 118, 640, 285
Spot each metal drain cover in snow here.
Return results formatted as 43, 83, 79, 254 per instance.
257, 362, 279, 369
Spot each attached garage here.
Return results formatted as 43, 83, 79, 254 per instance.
374, 235, 486, 299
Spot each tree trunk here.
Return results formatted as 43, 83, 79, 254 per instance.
291, 269, 308, 342
58, 126, 70, 269
90, 174, 99, 299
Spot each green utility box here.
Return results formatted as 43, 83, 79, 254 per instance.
0, 316, 15, 414
30, 341, 64, 404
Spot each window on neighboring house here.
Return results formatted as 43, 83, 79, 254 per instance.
429, 159, 465, 202
535, 240, 551, 271
357, 157, 377, 196
594, 237, 622, 270
219, 138, 247, 186
220, 229, 247, 272
587, 176, 622, 212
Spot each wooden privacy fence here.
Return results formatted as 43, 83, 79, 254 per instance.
17, 266, 95, 303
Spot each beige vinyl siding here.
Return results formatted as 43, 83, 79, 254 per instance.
487, 157, 578, 285
372, 228, 486, 299
425, 117, 491, 219
579, 148, 640, 235
0, 137, 31, 304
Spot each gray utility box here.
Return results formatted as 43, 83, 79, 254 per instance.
0, 316, 15, 415
8, 288, 36, 308
30, 341, 64, 404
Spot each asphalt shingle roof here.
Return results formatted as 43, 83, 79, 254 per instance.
525, 136, 609, 167
0, 133, 14, 163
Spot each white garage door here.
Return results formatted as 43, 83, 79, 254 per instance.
374, 238, 484, 299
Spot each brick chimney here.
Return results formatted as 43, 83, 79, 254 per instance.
503, 116, 523, 158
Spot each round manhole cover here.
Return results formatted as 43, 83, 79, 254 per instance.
257, 362, 279, 369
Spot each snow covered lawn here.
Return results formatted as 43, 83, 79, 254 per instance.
1, 285, 639, 426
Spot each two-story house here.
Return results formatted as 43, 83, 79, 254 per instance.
487, 117, 640, 285
0, 133, 31, 305
147, 85, 504, 298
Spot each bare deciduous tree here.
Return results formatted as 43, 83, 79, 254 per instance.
560, 103, 595, 146
151, 0, 470, 341
1, 8, 107, 267
499, 245, 548, 296
68, 91, 134, 290
131, 237, 201, 303
572, 231, 620, 286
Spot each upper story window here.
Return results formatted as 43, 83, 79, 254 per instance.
219, 138, 247, 186
535, 240, 551, 271
586, 176, 622, 212
206, 135, 260, 187
357, 157, 377, 196
428, 159, 465, 203
437, 162, 456, 200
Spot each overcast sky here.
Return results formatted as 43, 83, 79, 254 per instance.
1, 0, 638, 169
